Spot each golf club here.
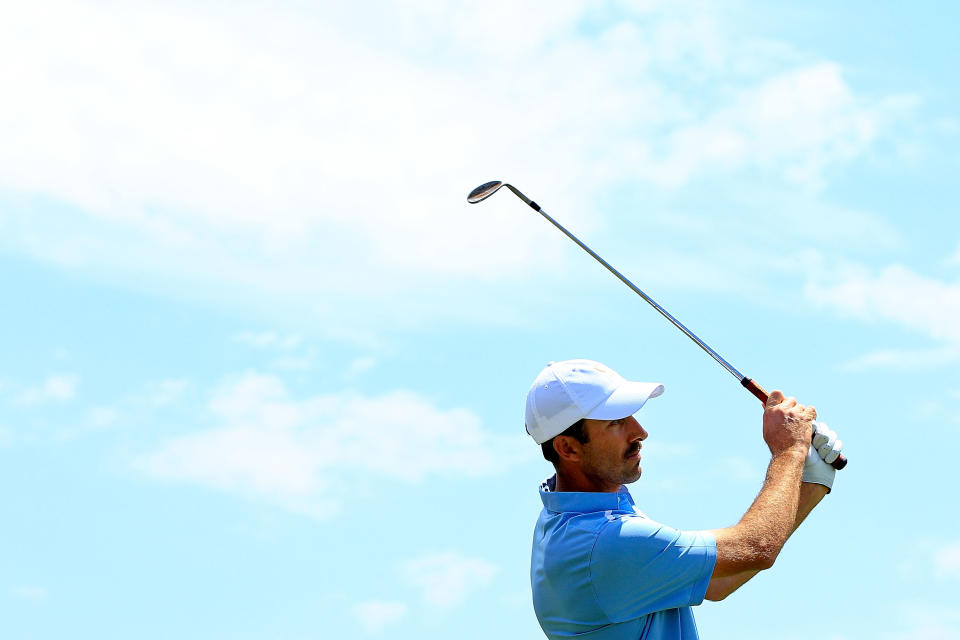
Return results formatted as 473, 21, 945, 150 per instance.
468, 180, 847, 470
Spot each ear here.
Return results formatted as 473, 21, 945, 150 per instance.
553, 435, 583, 462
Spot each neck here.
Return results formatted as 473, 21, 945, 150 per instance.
554, 467, 621, 493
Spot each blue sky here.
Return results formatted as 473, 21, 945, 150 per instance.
1, 1, 959, 638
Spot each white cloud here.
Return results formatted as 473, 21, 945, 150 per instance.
269, 350, 318, 372
891, 626, 960, 640
0, 1, 569, 288
233, 333, 317, 370
400, 551, 499, 609
807, 263, 960, 347
934, 541, 960, 580
948, 244, 960, 267
887, 604, 960, 640
234, 331, 302, 351
0, 1, 914, 329
346, 356, 377, 378
350, 600, 408, 634
10, 586, 47, 601
140, 379, 191, 407
51, 405, 125, 442
934, 118, 960, 135
15, 375, 78, 405
133, 372, 528, 517
840, 346, 960, 371
87, 406, 120, 429
898, 537, 960, 584
648, 63, 910, 189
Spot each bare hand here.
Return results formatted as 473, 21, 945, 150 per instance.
762, 390, 816, 457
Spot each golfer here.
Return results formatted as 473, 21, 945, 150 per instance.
527, 359, 843, 640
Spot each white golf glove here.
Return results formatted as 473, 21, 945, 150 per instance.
802, 421, 843, 492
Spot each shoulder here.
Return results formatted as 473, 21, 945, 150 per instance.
588, 516, 717, 621
590, 515, 716, 573
591, 513, 670, 557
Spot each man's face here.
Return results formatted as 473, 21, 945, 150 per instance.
578, 415, 649, 491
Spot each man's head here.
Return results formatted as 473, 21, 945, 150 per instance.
526, 359, 663, 491
543, 415, 649, 490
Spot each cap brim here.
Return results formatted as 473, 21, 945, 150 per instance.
585, 381, 664, 420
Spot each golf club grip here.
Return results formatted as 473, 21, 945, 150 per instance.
741, 378, 848, 470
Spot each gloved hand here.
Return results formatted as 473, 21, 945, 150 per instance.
802, 421, 843, 492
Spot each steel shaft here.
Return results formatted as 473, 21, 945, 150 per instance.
467, 180, 847, 470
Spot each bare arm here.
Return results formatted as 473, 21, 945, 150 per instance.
700, 391, 817, 598
709, 448, 806, 577
705, 482, 828, 601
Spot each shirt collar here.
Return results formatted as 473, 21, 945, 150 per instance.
538, 474, 637, 514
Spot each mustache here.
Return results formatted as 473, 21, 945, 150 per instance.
624, 441, 641, 458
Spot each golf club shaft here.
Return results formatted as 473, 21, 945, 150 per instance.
534, 204, 747, 383
499, 184, 847, 470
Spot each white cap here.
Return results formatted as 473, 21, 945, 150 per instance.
525, 359, 664, 444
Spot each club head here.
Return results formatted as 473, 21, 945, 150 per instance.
467, 180, 504, 204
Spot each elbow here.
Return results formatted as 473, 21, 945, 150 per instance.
741, 527, 789, 571
704, 589, 729, 602
732, 555, 774, 574
752, 543, 781, 571
711, 526, 786, 575
735, 537, 779, 572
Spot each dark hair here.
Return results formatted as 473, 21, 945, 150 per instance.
541, 419, 589, 464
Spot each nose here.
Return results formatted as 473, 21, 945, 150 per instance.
626, 416, 648, 441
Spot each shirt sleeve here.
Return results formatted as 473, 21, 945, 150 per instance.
588, 515, 716, 623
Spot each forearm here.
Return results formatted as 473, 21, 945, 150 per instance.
705, 481, 828, 600
742, 451, 820, 549
793, 481, 828, 528
712, 448, 806, 574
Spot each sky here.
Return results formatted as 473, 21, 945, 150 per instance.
1, 1, 959, 638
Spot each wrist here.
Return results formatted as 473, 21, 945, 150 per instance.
773, 446, 808, 463
801, 479, 832, 493
802, 443, 836, 492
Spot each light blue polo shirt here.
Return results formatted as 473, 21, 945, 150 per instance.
531, 476, 716, 640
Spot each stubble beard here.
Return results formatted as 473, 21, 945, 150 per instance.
620, 442, 643, 485
579, 439, 644, 489
620, 461, 642, 485
586, 454, 642, 488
